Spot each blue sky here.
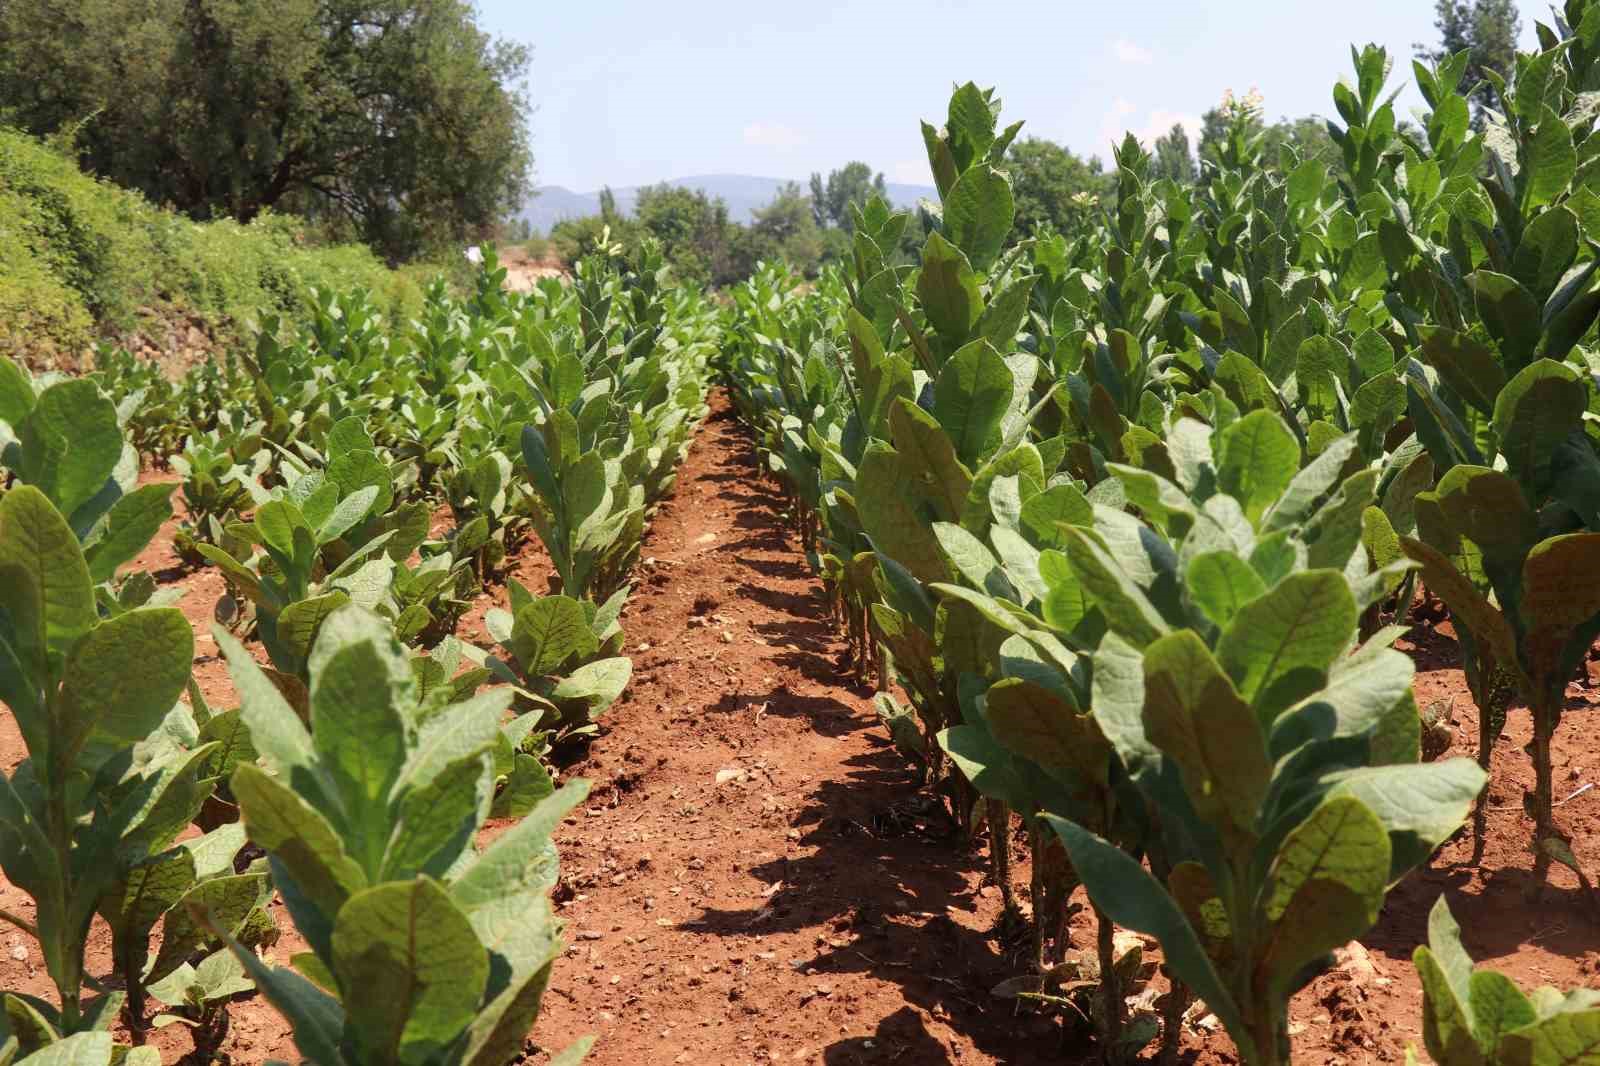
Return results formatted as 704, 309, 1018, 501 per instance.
483, 0, 1549, 192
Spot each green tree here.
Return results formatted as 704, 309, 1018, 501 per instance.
0, 0, 531, 261
1005, 136, 1108, 236
809, 162, 887, 231
1152, 122, 1197, 183
633, 184, 735, 284
1416, 0, 1522, 120
736, 181, 824, 275
1267, 115, 1338, 164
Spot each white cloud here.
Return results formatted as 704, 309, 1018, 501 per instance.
742, 121, 806, 151
1096, 99, 1202, 154
1131, 109, 1203, 148
1110, 38, 1154, 66
1096, 98, 1138, 149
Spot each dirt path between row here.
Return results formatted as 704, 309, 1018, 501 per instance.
532, 394, 1033, 1065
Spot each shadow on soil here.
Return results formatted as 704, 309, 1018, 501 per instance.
676, 407, 1046, 1064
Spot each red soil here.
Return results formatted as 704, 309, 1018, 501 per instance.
1, 392, 1595, 1064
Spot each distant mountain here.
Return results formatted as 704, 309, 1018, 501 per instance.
519, 173, 936, 233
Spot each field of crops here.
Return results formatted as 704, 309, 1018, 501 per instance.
7, 8, 1600, 1066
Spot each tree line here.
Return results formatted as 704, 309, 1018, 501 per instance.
0, 0, 531, 263
535, 0, 1521, 287
0, 0, 1519, 277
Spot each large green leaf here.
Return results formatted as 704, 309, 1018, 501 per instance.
1262, 435, 1360, 532
1060, 526, 1170, 649
1399, 536, 1520, 676
0, 486, 97, 679
1216, 410, 1300, 525
1323, 759, 1485, 878
549, 657, 632, 720
855, 445, 948, 584
889, 399, 971, 519
1520, 533, 1600, 686
1469, 272, 1542, 370
1523, 104, 1576, 211
332, 877, 489, 1065
1185, 551, 1267, 630
1492, 360, 1586, 491
984, 677, 1108, 785
229, 763, 367, 927
17, 380, 122, 520
1142, 631, 1270, 833
1418, 326, 1506, 415
1216, 571, 1356, 724
81, 484, 175, 584
1503, 999, 1600, 1065
1415, 897, 1483, 1065
1259, 797, 1389, 1000
1428, 466, 1537, 581
305, 609, 413, 877
505, 592, 595, 675
14, 1032, 113, 1066
58, 608, 192, 778
916, 232, 982, 347
1513, 205, 1579, 301
942, 165, 1014, 270
277, 593, 352, 663
1468, 971, 1538, 1056
0, 356, 34, 426
932, 341, 1013, 465
458, 901, 562, 1066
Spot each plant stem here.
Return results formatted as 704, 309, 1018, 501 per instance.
1531, 696, 1557, 893
1158, 968, 1188, 1066
988, 799, 1014, 915
1030, 821, 1047, 971
47, 783, 81, 1034
0, 908, 37, 938
1094, 901, 1123, 1060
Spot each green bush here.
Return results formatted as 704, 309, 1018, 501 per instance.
0, 127, 425, 361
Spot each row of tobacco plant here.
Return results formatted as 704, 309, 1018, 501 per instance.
724, 4, 1600, 1063
0, 237, 717, 1063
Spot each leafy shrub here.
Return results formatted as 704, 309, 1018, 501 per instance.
0, 128, 424, 361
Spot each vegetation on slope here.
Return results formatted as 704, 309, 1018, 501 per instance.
0, 128, 431, 364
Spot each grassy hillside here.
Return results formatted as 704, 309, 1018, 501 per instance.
0, 127, 432, 364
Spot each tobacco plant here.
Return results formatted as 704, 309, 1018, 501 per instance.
520, 411, 645, 603
0, 357, 175, 591
1383, 8, 1600, 890
213, 605, 592, 1066
197, 473, 394, 684
1410, 896, 1600, 1064
1043, 419, 1485, 1066
0, 487, 195, 1049
171, 429, 261, 563
479, 581, 633, 741
100, 819, 275, 1031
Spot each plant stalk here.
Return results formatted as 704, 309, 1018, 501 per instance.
1531, 695, 1557, 893
1094, 901, 1123, 1060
